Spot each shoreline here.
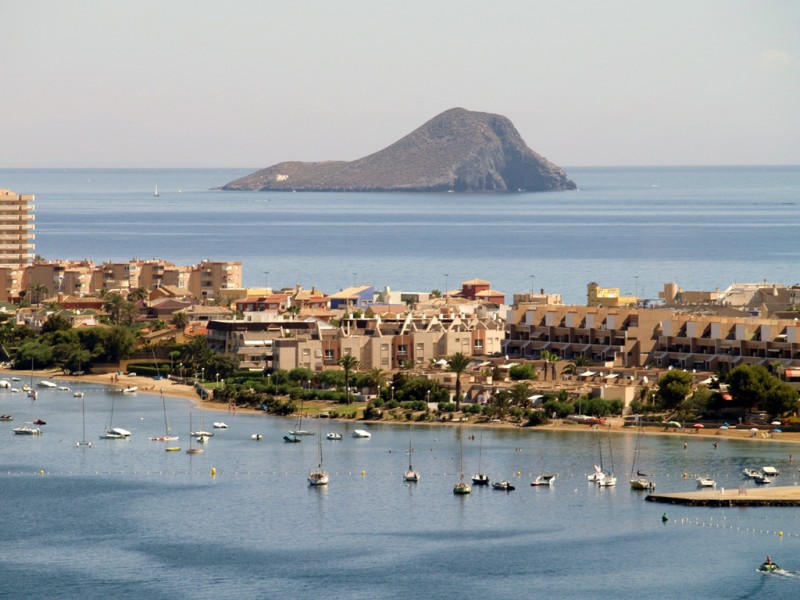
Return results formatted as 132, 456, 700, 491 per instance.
7, 368, 800, 446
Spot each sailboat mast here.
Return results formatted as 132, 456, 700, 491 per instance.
162, 390, 170, 436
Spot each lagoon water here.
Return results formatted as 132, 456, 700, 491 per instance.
1, 382, 800, 599
1, 165, 799, 304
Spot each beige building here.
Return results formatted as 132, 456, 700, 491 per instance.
0, 189, 35, 267
25, 260, 95, 299
0, 265, 25, 303
587, 282, 638, 308
188, 260, 242, 301
505, 303, 800, 370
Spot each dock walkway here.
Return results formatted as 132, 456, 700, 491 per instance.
646, 485, 800, 507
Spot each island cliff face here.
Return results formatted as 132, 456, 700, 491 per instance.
222, 107, 576, 192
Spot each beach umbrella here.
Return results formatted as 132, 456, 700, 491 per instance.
750, 427, 759, 433
771, 421, 782, 426
667, 421, 682, 428
719, 425, 729, 430
772, 429, 782, 433
693, 423, 704, 429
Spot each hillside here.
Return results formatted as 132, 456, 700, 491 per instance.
222, 108, 576, 192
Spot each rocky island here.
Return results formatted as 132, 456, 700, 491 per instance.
222, 107, 576, 193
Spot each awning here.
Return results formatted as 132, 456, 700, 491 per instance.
786, 369, 800, 378
498, 362, 519, 370
604, 373, 619, 379
579, 371, 596, 377
528, 394, 544, 402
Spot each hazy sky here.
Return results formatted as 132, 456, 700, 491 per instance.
3, 1, 798, 168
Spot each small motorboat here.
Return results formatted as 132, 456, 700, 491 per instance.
289, 429, 314, 436
101, 428, 132, 439
283, 434, 301, 443
165, 446, 181, 452
762, 466, 779, 476
531, 473, 557, 486
326, 432, 342, 440
352, 429, 371, 438
758, 558, 780, 573
212, 422, 228, 429
33, 419, 46, 425
754, 474, 772, 485
742, 468, 761, 479
697, 477, 716, 488
37, 380, 57, 389
13, 425, 42, 435
471, 473, 490, 486
492, 480, 515, 491
57, 386, 70, 391
251, 434, 263, 441
121, 386, 138, 394
0, 415, 13, 421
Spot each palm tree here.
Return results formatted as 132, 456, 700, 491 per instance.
509, 382, 532, 408
171, 311, 190, 330
541, 350, 560, 381
28, 283, 48, 305
366, 367, 388, 395
337, 354, 361, 404
128, 287, 149, 302
446, 352, 471, 411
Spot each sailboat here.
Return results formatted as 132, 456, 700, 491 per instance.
307, 423, 329, 486
154, 184, 159, 197
100, 393, 131, 439
75, 389, 92, 447
471, 431, 489, 485
289, 399, 314, 436
149, 389, 178, 442
597, 426, 617, 487
629, 419, 654, 490
404, 426, 420, 482
186, 413, 203, 455
453, 425, 471, 495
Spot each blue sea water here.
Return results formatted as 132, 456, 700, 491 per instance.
1, 165, 798, 304
1, 383, 800, 599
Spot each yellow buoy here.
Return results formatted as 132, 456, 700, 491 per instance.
361, 470, 366, 476
516, 471, 521, 477
779, 531, 783, 537
39, 469, 44, 475
211, 467, 216, 476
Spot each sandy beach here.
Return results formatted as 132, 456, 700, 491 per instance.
8, 367, 800, 446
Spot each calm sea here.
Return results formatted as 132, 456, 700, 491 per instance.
1, 165, 799, 304
1, 382, 799, 599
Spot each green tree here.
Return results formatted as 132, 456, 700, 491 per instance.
41, 313, 72, 334
446, 352, 471, 411
171, 311, 190, 329
105, 325, 136, 362
509, 363, 537, 381
103, 293, 138, 327
508, 382, 533, 408
540, 350, 560, 380
366, 367, 388, 394
656, 370, 695, 410
28, 283, 48, 305
128, 287, 149, 302
762, 382, 799, 418
726, 364, 773, 412
337, 354, 361, 404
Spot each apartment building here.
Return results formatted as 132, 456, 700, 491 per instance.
504, 304, 800, 370
25, 260, 95, 298
188, 260, 242, 301
0, 189, 35, 268
587, 282, 638, 308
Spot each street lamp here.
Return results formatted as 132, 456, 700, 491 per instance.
530, 274, 535, 295
216, 373, 219, 387
201, 368, 204, 382
390, 384, 394, 403
444, 273, 449, 298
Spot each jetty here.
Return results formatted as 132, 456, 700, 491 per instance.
646, 485, 800, 507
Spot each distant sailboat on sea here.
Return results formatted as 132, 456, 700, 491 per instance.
154, 184, 159, 197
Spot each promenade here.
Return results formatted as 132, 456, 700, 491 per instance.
646, 485, 800, 507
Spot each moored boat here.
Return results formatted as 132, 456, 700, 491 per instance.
696, 476, 716, 488
326, 432, 342, 440
352, 429, 371, 438
13, 424, 42, 435
531, 473, 557, 486
492, 480, 515, 491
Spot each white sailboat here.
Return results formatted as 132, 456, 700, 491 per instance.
597, 426, 617, 487
149, 389, 178, 442
154, 184, 159, 197
307, 424, 329, 486
404, 425, 420, 482
453, 425, 471, 495
100, 393, 131, 439
186, 413, 203, 455
76, 389, 92, 447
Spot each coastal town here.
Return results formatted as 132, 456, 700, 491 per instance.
2, 188, 799, 438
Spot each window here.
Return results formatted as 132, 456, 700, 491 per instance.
397, 344, 408, 355
324, 349, 334, 360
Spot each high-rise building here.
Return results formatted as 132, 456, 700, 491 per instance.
0, 189, 35, 267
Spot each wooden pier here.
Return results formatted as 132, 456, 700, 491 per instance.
646, 485, 800, 507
